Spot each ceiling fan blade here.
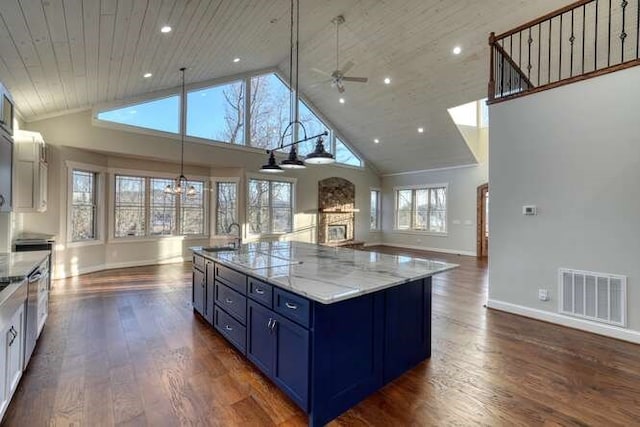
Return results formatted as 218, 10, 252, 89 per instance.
337, 83, 345, 93
340, 60, 354, 74
311, 68, 332, 77
342, 76, 368, 83
308, 79, 333, 88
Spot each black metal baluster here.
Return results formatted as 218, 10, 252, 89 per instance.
519, 31, 522, 72
636, 0, 639, 59
582, 5, 586, 73
620, 0, 628, 63
607, 0, 612, 66
570, 9, 575, 77
527, 27, 533, 81
559, 13, 563, 81
549, 19, 553, 83
500, 53, 505, 97
509, 34, 513, 92
595, 0, 599, 70
538, 24, 542, 86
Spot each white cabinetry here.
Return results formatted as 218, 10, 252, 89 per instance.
13, 130, 48, 212
0, 300, 24, 420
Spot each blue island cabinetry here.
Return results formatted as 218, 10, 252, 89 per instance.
192, 253, 432, 426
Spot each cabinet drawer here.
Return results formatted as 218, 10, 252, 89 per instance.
193, 254, 205, 271
274, 288, 311, 328
248, 277, 273, 308
215, 281, 247, 324
214, 306, 246, 354
215, 263, 246, 295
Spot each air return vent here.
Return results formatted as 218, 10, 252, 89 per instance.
559, 269, 627, 327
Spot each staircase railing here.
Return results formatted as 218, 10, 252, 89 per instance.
489, 0, 640, 103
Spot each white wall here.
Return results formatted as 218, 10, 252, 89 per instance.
489, 66, 640, 342
19, 110, 381, 277
381, 163, 488, 255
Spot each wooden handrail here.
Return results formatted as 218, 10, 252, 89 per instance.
494, 0, 592, 40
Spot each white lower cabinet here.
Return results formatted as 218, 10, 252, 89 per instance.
0, 302, 25, 420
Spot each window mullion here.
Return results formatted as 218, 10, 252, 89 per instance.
145, 178, 151, 237
176, 192, 181, 236
244, 77, 251, 147
269, 182, 274, 234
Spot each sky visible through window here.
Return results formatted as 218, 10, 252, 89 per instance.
97, 96, 180, 133
96, 73, 362, 167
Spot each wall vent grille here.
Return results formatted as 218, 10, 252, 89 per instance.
559, 268, 627, 327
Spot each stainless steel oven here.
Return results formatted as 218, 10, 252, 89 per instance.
24, 259, 48, 367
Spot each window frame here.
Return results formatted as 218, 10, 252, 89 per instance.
108, 167, 209, 242
370, 188, 381, 232
92, 68, 365, 169
393, 183, 448, 236
211, 177, 241, 237
66, 161, 106, 247
246, 173, 296, 237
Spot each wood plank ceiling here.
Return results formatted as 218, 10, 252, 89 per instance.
0, 0, 568, 173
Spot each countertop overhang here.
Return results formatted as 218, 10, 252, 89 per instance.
191, 242, 457, 304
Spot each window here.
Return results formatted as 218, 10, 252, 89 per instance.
187, 80, 245, 144
370, 190, 381, 231
70, 170, 98, 241
97, 95, 180, 133
248, 178, 293, 234
114, 175, 146, 237
336, 137, 362, 167
394, 186, 447, 233
297, 100, 329, 156
250, 73, 291, 149
113, 174, 207, 238
216, 182, 238, 235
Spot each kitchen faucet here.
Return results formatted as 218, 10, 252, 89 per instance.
227, 222, 242, 249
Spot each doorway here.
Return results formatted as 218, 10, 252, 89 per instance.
477, 183, 489, 258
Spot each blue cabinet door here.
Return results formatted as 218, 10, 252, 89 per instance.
273, 313, 309, 411
247, 301, 276, 377
192, 268, 205, 316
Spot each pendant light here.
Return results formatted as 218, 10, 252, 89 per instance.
259, 0, 334, 173
165, 67, 197, 196
305, 136, 335, 165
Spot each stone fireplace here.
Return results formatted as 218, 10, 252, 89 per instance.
318, 177, 356, 245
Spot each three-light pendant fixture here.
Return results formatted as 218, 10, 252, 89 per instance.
259, 0, 335, 174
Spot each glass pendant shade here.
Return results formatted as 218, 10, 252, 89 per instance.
280, 145, 306, 169
304, 137, 335, 165
259, 152, 284, 173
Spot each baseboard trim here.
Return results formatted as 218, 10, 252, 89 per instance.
373, 243, 476, 257
54, 257, 187, 280
486, 299, 640, 345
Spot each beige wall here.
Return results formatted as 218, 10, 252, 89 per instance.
19, 110, 381, 277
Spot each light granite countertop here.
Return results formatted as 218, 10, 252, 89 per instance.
192, 241, 457, 304
0, 251, 50, 283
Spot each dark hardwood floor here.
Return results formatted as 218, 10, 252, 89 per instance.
4, 247, 640, 426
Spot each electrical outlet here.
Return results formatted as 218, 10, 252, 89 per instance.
538, 289, 550, 301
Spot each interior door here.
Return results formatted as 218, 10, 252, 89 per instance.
477, 183, 489, 257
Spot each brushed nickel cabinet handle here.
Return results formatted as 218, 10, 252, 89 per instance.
225, 298, 233, 304
285, 302, 298, 310
224, 325, 233, 331
255, 287, 265, 295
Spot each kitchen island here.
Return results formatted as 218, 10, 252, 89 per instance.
191, 241, 456, 426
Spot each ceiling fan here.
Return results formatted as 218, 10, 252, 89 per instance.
311, 15, 368, 93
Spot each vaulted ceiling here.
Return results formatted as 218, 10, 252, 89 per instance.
0, 0, 568, 174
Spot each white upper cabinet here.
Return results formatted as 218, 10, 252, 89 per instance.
13, 130, 48, 213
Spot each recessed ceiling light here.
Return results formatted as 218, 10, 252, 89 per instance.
418, 127, 424, 133
161, 25, 172, 33
383, 77, 391, 85
453, 46, 462, 55
339, 97, 345, 104
143, 73, 152, 78
374, 138, 380, 144
233, 57, 240, 63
